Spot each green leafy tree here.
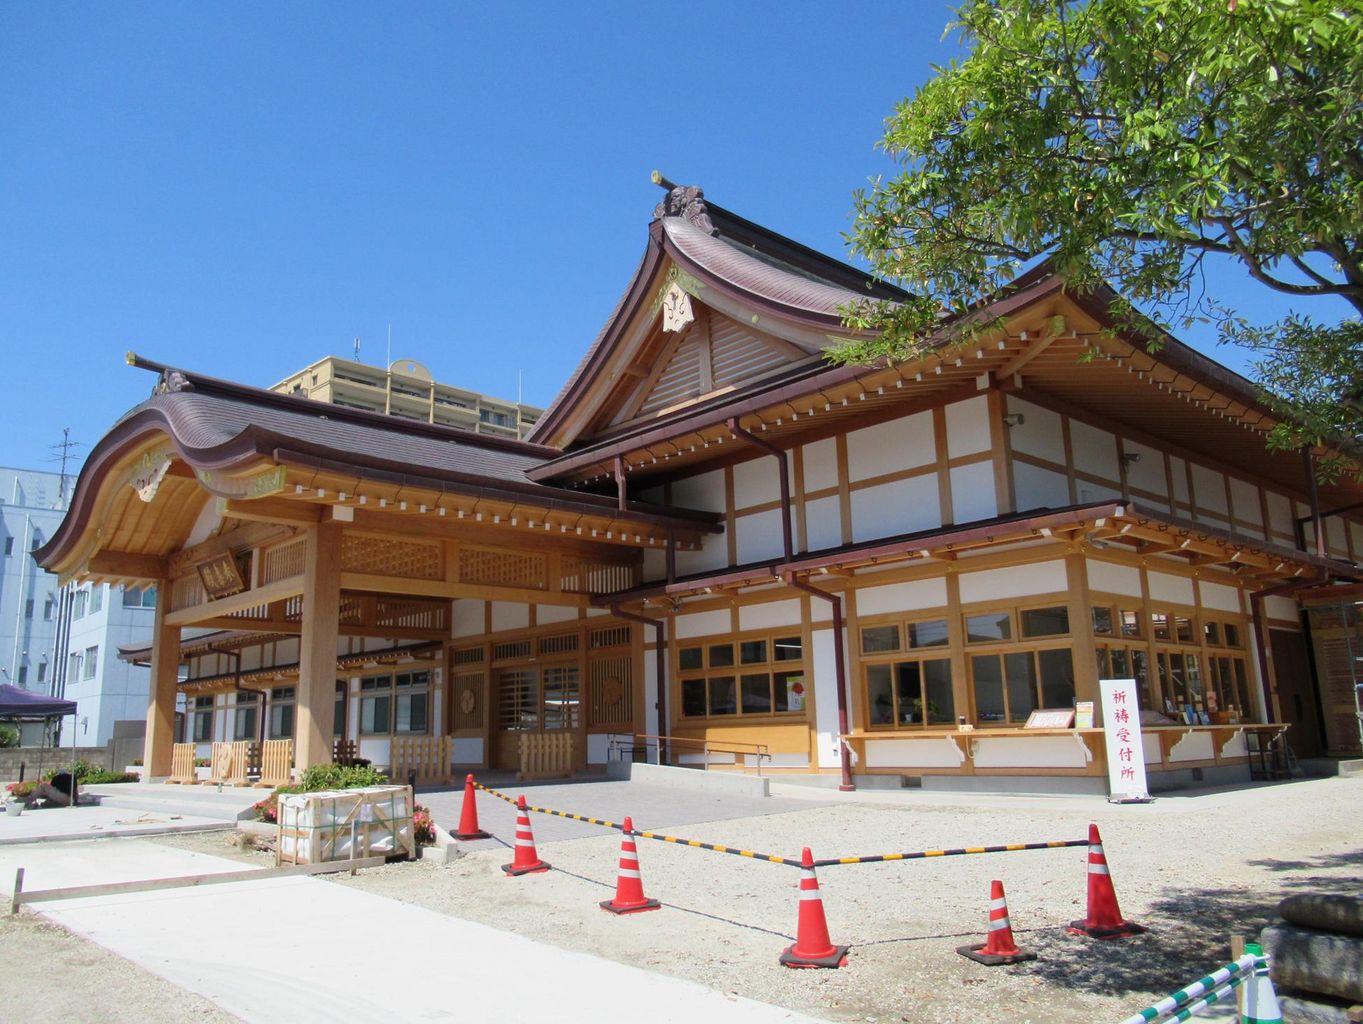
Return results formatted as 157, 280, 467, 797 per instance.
840, 0, 1362, 472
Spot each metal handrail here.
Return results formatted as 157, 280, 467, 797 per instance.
608, 733, 772, 775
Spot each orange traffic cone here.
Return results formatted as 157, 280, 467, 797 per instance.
454, 774, 490, 840
1067, 823, 1145, 939
957, 880, 1036, 965
501, 795, 551, 876
600, 817, 661, 915
779, 847, 848, 969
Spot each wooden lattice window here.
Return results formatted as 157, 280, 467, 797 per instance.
588, 654, 632, 727
341, 535, 442, 579
590, 625, 631, 649
260, 539, 306, 584
492, 640, 532, 662
460, 547, 546, 589
538, 633, 579, 657
451, 647, 485, 666
451, 670, 485, 730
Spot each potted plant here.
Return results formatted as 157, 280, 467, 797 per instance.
4, 780, 35, 816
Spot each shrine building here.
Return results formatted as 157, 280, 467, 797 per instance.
36, 182, 1363, 794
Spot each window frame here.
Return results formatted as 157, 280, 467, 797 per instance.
677, 630, 808, 722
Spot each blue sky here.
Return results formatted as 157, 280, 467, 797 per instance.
0, 4, 1348, 476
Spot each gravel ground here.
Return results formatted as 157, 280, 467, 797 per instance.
23, 775, 1361, 1024
0, 912, 242, 1023
323, 777, 1360, 1023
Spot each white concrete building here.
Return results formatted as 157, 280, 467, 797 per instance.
61, 581, 157, 745
0, 467, 69, 703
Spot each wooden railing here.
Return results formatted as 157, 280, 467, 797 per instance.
167, 743, 196, 785
256, 739, 293, 789
610, 734, 772, 775
205, 741, 251, 786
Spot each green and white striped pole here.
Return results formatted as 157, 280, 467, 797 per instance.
1241, 943, 1282, 1024
1117, 953, 1259, 1024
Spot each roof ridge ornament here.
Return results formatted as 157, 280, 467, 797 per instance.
651, 171, 717, 236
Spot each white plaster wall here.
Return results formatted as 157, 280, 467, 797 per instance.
1351, 522, 1363, 559
732, 457, 780, 510
1229, 478, 1262, 527
642, 548, 666, 581
1013, 461, 1069, 511
1199, 581, 1242, 614
1170, 457, 1190, 504
1265, 491, 1294, 537
1167, 731, 1214, 763
801, 495, 843, 552
945, 396, 991, 458
490, 602, 529, 633
811, 627, 845, 769
1006, 397, 1064, 461
536, 604, 578, 626
958, 560, 1067, 604
1075, 477, 1123, 504
644, 639, 660, 736
864, 737, 966, 769
970, 735, 1091, 769
735, 508, 786, 563
675, 534, 730, 575
801, 438, 839, 493
1192, 464, 1229, 515
846, 411, 935, 481
850, 476, 940, 543
1087, 559, 1142, 598
949, 461, 997, 524
360, 737, 391, 768
1122, 440, 1168, 498
276, 638, 299, 664
671, 469, 726, 513
451, 600, 484, 639
451, 737, 484, 764
675, 609, 732, 639
738, 599, 802, 632
1070, 420, 1120, 482
855, 578, 948, 617
1264, 595, 1299, 622
1147, 571, 1195, 606
1327, 517, 1349, 559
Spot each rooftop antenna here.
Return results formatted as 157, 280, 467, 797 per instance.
518, 369, 523, 405
386, 323, 392, 368
46, 428, 83, 507
353, 336, 361, 362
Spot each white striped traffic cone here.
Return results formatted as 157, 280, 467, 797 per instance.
1068, 823, 1145, 939
957, 879, 1036, 965
501, 795, 551, 876
1241, 943, 1283, 1024
779, 847, 848, 969
600, 816, 660, 914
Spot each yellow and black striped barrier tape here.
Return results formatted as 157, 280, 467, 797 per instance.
812, 839, 1088, 868
472, 781, 794, 865
471, 781, 1083, 868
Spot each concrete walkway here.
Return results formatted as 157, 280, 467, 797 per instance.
0, 804, 231, 845
2, 839, 827, 1024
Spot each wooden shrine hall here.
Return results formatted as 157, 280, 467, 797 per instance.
37, 181, 1363, 793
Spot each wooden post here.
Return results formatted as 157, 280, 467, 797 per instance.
1067, 553, 1100, 706
295, 522, 342, 771
143, 579, 182, 778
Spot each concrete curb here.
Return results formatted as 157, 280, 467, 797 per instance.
606, 761, 770, 798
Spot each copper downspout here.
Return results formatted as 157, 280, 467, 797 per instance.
609, 605, 668, 764
726, 418, 793, 563
784, 573, 856, 791
727, 416, 852, 789
1250, 573, 1326, 724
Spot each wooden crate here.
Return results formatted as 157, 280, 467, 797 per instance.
276, 785, 415, 865
518, 732, 574, 781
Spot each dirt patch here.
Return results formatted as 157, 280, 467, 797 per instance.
322, 777, 1362, 1023
0, 912, 241, 1023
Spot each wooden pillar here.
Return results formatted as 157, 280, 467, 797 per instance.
143, 579, 181, 778
1066, 552, 1099, 704
295, 522, 342, 770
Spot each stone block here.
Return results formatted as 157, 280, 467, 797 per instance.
1262, 924, 1363, 1003
1281, 894, 1363, 938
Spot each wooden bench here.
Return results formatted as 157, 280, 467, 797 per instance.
166, 743, 196, 785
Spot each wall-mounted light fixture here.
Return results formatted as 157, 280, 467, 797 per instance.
1121, 452, 1142, 466
1002, 413, 1025, 428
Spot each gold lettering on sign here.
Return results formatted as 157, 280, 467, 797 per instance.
128, 450, 174, 503
197, 552, 246, 599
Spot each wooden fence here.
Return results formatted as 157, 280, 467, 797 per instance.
167, 743, 196, 785
205, 741, 251, 786
256, 740, 293, 788
389, 735, 453, 786
518, 732, 575, 781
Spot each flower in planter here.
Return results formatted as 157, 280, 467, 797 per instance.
412, 805, 436, 846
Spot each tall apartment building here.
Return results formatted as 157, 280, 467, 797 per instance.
271, 356, 542, 439
0, 467, 71, 741
61, 581, 157, 746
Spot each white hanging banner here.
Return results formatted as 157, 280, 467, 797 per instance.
1099, 678, 1151, 803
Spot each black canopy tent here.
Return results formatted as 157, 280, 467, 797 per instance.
0, 684, 78, 790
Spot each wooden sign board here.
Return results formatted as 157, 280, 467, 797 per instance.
1074, 701, 1095, 729
197, 552, 246, 599
1023, 708, 1075, 729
